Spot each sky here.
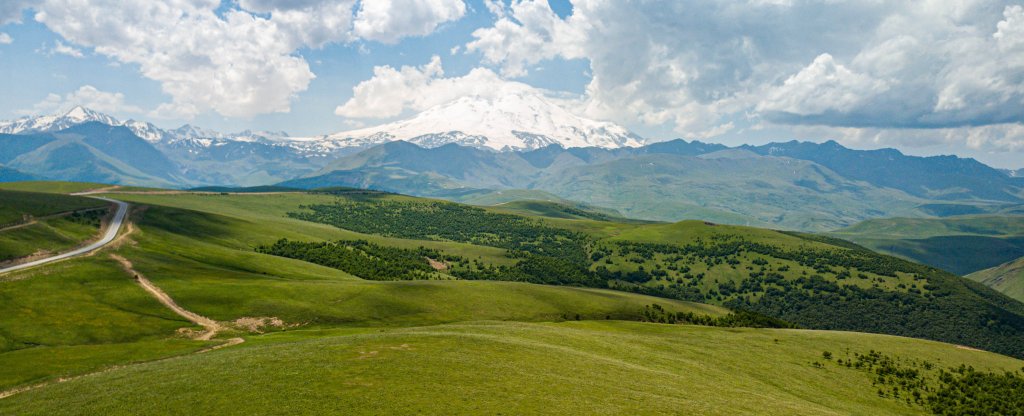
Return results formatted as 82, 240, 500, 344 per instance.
0, 0, 1023, 169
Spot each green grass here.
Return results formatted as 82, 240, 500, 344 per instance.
833, 215, 1024, 239
968, 256, 1024, 303
2, 320, 1021, 415
0, 216, 102, 262
118, 204, 726, 327
0, 258, 210, 389
1, 184, 1023, 413
107, 192, 517, 266
831, 215, 1024, 275
0, 181, 111, 195
0, 190, 107, 225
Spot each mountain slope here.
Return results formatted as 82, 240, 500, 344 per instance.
968, 256, 1024, 303
522, 147, 922, 229
0, 166, 39, 183
746, 140, 1023, 202
287, 141, 941, 230
325, 93, 644, 152
831, 215, 1024, 275
1, 122, 182, 187
0, 106, 118, 135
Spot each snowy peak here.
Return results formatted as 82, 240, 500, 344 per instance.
0, 106, 121, 135
327, 92, 644, 151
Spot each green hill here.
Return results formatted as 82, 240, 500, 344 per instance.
0, 189, 111, 262
2, 320, 1022, 416
968, 256, 1024, 303
107, 191, 1024, 358
831, 215, 1024, 275
1, 184, 1023, 413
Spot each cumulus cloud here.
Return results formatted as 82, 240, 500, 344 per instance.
465, 0, 1024, 148
20, 85, 143, 115
759, 54, 889, 115
0, 33, 12, 45
237, 0, 357, 48
353, 0, 466, 44
0, 0, 31, 24
467, 0, 584, 77
24, 0, 467, 119
335, 55, 541, 118
44, 40, 84, 58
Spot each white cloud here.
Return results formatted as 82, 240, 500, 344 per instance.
25, 0, 467, 119
353, 0, 466, 44
335, 55, 542, 118
20, 85, 143, 115
0, 33, 12, 45
466, 0, 583, 77
759, 53, 889, 115
237, 0, 358, 49
49, 40, 84, 57
465, 0, 1024, 152
0, 0, 31, 24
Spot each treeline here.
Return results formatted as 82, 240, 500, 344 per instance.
640, 304, 793, 328
827, 349, 1024, 415
289, 200, 589, 263
256, 239, 448, 281
66, 208, 106, 227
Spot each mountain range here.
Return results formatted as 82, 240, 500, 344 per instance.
1, 105, 1022, 231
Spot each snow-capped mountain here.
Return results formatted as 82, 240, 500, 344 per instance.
0, 106, 121, 134
325, 92, 645, 152
0, 106, 327, 153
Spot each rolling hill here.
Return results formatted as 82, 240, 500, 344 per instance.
968, 256, 1024, 303
0, 183, 1022, 414
105, 190, 1024, 357
831, 215, 1024, 275
0, 189, 110, 265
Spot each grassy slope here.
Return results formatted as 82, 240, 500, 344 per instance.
0, 189, 107, 224
108, 192, 516, 266
0, 181, 110, 194
0, 193, 723, 394
485, 199, 638, 222
2, 187, 1023, 413
831, 215, 1024, 275
968, 256, 1024, 303
0, 258, 210, 389
119, 202, 726, 326
2, 320, 1021, 415
0, 216, 101, 262
0, 188, 111, 262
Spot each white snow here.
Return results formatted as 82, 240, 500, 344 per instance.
0, 106, 120, 135
2, 94, 645, 156
325, 92, 644, 151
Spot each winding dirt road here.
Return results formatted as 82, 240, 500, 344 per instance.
110, 254, 226, 341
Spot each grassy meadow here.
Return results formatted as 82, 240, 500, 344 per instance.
0, 184, 1021, 414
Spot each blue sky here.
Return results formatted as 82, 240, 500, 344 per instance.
1, 0, 1023, 169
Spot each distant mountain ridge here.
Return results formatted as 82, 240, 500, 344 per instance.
282, 139, 1023, 231
745, 140, 1022, 202
1, 107, 1022, 231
